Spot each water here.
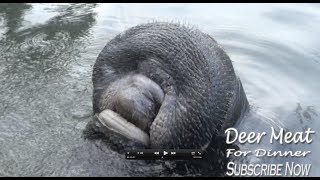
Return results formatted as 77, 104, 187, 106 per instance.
0, 3, 319, 176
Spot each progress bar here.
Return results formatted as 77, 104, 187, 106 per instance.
125, 149, 204, 160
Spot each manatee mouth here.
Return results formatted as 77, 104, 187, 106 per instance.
93, 74, 164, 149
96, 109, 150, 147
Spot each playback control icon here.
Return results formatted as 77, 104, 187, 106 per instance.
125, 149, 203, 160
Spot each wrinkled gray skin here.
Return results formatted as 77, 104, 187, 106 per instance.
87, 22, 249, 176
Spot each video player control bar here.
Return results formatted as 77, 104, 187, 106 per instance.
125, 149, 203, 160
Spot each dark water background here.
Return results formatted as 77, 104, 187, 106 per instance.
0, 3, 319, 176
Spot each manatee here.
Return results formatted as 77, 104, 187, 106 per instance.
88, 22, 249, 176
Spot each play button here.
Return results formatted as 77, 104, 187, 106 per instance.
163, 151, 168, 156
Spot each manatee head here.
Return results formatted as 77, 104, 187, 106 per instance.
87, 22, 249, 175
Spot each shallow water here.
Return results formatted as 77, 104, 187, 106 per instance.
0, 3, 319, 176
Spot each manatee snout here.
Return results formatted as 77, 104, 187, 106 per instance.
95, 74, 165, 147
111, 74, 164, 132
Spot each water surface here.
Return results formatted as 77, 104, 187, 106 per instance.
0, 3, 319, 176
